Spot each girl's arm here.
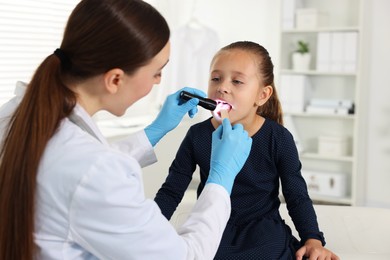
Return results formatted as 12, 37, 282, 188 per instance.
154, 128, 197, 219
278, 128, 339, 259
277, 128, 325, 245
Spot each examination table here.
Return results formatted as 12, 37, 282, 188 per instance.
170, 191, 390, 259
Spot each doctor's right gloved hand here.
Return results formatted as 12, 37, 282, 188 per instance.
145, 87, 206, 147
206, 118, 252, 195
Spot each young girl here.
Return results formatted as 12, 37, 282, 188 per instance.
155, 41, 339, 260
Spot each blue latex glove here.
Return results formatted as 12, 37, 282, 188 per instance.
206, 118, 252, 195
145, 87, 206, 146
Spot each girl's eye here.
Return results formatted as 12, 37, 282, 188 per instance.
154, 72, 162, 78
233, 79, 243, 84
211, 77, 220, 82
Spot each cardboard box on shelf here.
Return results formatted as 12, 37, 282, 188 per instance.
318, 135, 349, 156
302, 170, 348, 197
296, 8, 328, 29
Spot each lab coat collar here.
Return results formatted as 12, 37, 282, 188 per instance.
15, 81, 27, 96
69, 104, 109, 146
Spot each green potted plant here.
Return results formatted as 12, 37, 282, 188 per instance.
292, 40, 311, 71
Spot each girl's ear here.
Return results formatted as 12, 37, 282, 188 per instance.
256, 85, 273, 106
103, 68, 125, 94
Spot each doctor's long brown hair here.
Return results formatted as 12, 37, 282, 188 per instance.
0, 0, 169, 259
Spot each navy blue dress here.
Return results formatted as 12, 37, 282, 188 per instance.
155, 118, 325, 259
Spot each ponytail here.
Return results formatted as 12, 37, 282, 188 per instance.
0, 54, 76, 260
256, 82, 284, 125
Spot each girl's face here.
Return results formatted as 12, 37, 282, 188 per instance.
208, 49, 267, 126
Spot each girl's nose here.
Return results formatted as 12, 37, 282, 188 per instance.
217, 84, 229, 94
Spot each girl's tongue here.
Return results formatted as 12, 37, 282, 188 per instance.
217, 100, 232, 111
212, 100, 232, 122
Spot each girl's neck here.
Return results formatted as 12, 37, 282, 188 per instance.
211, 114, 265, 137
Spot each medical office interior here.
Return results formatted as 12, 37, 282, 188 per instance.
1, 0, 390, 258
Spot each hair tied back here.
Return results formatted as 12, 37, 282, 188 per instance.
54, 48, 71, 69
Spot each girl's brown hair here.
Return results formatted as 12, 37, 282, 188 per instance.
219, 41, 283, 125
0, 0, 169, 259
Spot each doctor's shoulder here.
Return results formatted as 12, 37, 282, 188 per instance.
45, 118, 142, 179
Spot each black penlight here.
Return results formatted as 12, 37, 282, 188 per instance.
180, 91, 217, 111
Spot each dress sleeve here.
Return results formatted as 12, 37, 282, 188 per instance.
277, 128, 326, 246
154, 128, 197, 219
69, 150, 230, 259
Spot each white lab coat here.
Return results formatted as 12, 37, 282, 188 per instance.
0, 82, 231, 260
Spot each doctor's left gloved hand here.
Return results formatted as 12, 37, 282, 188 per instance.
145, 87, 206, 146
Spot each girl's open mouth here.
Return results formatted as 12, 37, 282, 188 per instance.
212, 100, 233, 121
216, 101, 232, 116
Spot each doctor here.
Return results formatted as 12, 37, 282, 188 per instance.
0, 0, 252, 259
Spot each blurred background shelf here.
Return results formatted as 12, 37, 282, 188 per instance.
279, 0, 364, 205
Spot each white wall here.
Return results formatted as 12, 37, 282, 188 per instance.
148, 0, 280, 51
363, 0, 390, 208
146, 0, 281, 73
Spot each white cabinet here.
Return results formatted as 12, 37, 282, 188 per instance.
278, 0, 364, 205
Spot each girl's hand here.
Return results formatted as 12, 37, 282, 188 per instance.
296, 239, 340, 260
